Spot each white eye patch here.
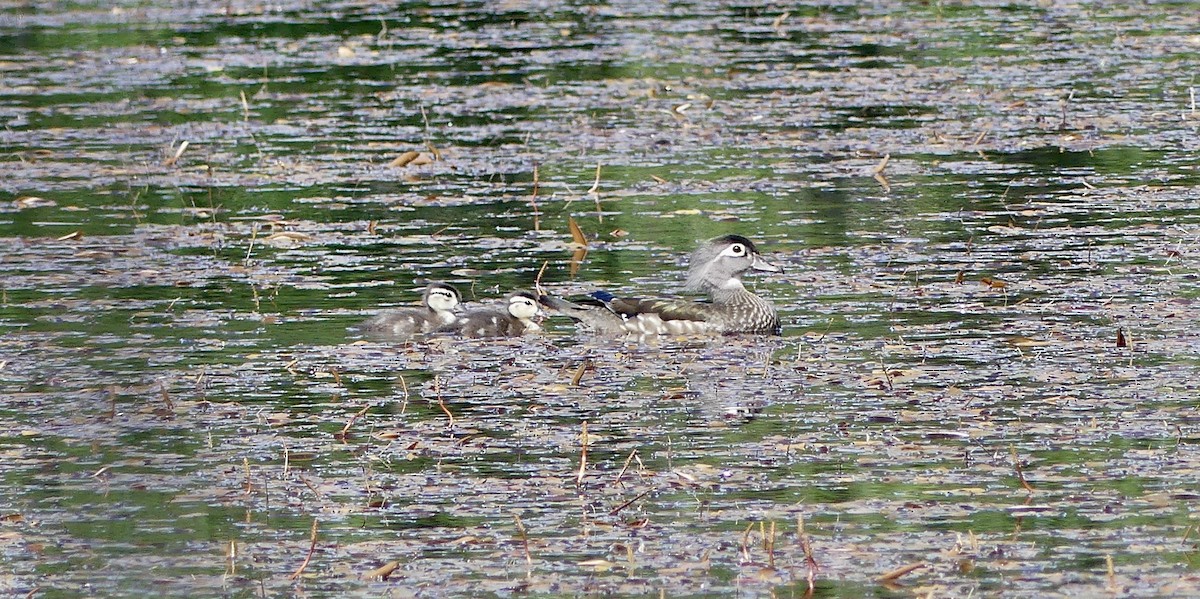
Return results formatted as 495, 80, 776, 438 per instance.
719, 243, 747, 257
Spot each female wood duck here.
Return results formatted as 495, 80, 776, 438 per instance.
540, 235, 783, 335
355, 282, 461, 338
441, 290, 542, 338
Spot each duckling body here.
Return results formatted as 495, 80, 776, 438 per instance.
540, 235, 782, 336
441, 291, 542, 338
356, 282, 461, 338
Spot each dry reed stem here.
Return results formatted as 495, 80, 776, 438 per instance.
608, 488, 652, 516
159, 384, 174, 411
530, 164, 541, 231
288, 518, 319, 580
740, 522, 754, 563
339, 404, 372, 440
570, 360, 591, 386
878, 356, 894, 392
765, 521, 776, 569
425, 141, 441, 161
798, 513, 818, 595
1010, 445, 1035, 493
534, 260, 549, 296
297, 473, 323, 500
576, 421, 589, 487
871, 153, 890, 174
242, 458, 252, 494
397, 375, 409, 415
513, 513, 533, 565
434, 377, 454, 428
568, 216, 588, 246
226, 540, 237, 577
244, 222, 258, 265
871, 153, 891, 191
772, 12, 790, 31
1105, 554, 1117, 591
164, 140, 188, 166
615, 449, 638, 486
587, 163, 604, 223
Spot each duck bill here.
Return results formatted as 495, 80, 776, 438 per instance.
751, 254, 784, 274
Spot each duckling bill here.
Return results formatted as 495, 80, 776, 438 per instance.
540, 235, 782, 336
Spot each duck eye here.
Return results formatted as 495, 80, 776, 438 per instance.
730, 244, 745, 255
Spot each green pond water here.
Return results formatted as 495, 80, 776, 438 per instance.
2, 1, 1200, 597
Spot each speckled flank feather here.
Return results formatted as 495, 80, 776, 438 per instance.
355, 282, 462, 339
541, 236, 782, 336
440, 290, 542, 338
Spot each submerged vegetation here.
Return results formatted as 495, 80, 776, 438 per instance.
2, 1, 1200, 597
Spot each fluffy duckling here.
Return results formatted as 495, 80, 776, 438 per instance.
355, 282, 461, 338
441, 290, 542, 338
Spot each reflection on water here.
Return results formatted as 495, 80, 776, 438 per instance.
2, 0, 1200, 596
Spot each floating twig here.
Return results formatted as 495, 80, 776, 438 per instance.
363, 560, 399, 581
878, 561, 925, 582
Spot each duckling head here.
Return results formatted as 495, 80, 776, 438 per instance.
424, 282, 462, 321
507, 291, 542, 321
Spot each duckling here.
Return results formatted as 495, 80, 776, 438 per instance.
441, 290, 542, 338
540, 235, 782, 335
355, 282, 461, 338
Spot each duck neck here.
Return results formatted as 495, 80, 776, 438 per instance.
708, 278, 751, 304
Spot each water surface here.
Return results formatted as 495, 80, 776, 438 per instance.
2, 1, 1200, 597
